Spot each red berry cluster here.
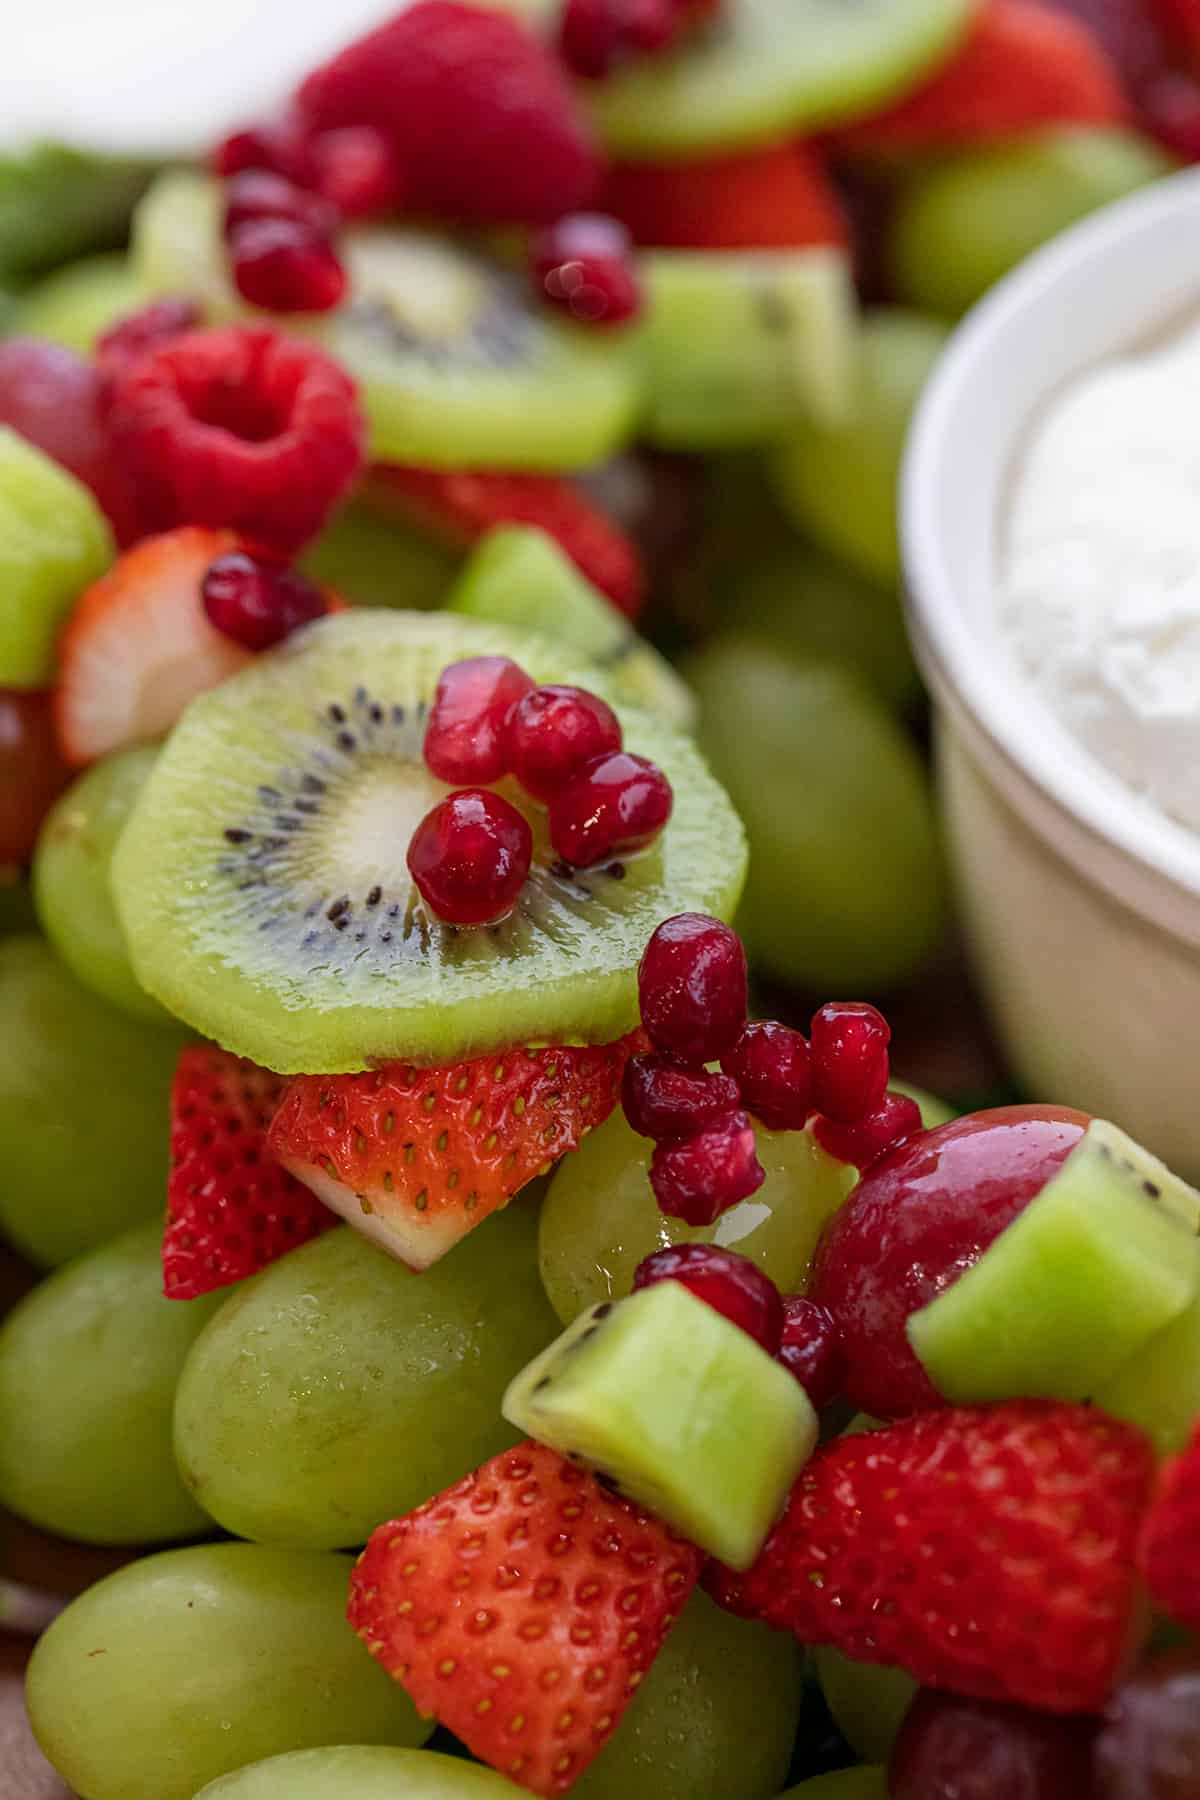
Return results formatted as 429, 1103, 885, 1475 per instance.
201, 550, 331, 651
221, 170, 348, 316
559, 0, 719, 79
530, 213, 643, 327
408, 656, 673, 927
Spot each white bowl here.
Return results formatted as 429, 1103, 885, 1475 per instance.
902, 168, 1200, 1175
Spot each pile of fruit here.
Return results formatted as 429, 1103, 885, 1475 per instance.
3, 2, 1200, 1797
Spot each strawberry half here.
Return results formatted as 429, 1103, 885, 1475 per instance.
831, 0, 1129, 152
164, 1045, 336, 1299
362, 465, 646, 619
1138, 1418, 1200, 1632
707, 1400, 1153, 1715
348, 1441, 702, 1796
270, 1032, 643, 1271
601, 142, 850, 252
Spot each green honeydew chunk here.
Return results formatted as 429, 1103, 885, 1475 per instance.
1096, 1288, 1200, 1459
0, 426, 113, 687
909, 1119, 1200, 1406
25, 1543, 431, 1800
503, 1281, 817, 1570
450, 524, 696, 728
0, 1217, 221, 1544
196, 1748, 525, 1800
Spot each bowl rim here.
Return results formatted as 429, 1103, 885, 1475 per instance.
901, 163, 1200, 916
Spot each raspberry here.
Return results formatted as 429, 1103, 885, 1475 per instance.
810, 1000, 891, 1123
813, 1091, 924, 1171
229, 218, 347, 314
407, 788, 533, 927
222, 170, 337, 239
776, 1297, 844, 1410
105, 326, 364, 557
201, 551, 330, 651
637, 913, 748, 1064
296, 1, 601, 226
95, 297, 203, 403
423, 655, 534, 787
531, 213, 644, 328
621, 1052, 741, 1140
721, 1021, 812, 1132
650, 1108, 765, 1226
506, 683, 622, 801
548, 750, 673, 868
633, 1244, 785, 1354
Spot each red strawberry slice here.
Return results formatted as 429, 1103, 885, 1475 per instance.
601, 142, 850, 252
361, 465, 647, 619
164, 1045, 336, 1300
270, 1032, 644, 1271
707, 1400, 1153, 1715
1138, 1418, 1200, 1632
831, 0, 1129, 152
348, 1441, 702, 1796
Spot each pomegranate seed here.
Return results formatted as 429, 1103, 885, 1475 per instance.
507, 683, 622, 801
424, 656, 534, 787
310, 126, 403, 218
810, 1001, 891, 1123
1142, 71, 1200, 160
559, 0, 629, 77
633, 1244, 784, 1354
230, 218, 347, 314
622, 1052, 741, 1141
650, 1108, 764, 1226
532, 213, 643, 327
201, 551, 329, 651
814, 1092, 923, 1172
407, 788, 532, 927
776, 1297, 844, 1410
722, 1021, 812, 1132
223, 170, 337, 240
890, 1690, 1098, 1800
637, 913, 747, 1064
212, 118, 317, 186
95, 298, 203, 401
548, 750, 672, 867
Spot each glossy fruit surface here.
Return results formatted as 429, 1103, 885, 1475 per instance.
637, 912, 748, 1063
0, 688, 70, 864
1093, 1650, 1200, 1799
889, 1689, 1098, 1799
633, 1243, 786, 1353
407, 787, 533, 926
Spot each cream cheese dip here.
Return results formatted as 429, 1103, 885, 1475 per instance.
1000, 313, 1200, 838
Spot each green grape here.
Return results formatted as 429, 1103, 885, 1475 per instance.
174, 1205, 559, 1549
779, 1771, 887, 1798
33, 745, 172, 1024
0, 1217, 221, 1544
301, 502, 458, 612
769, 308, 949, 586
815, 1646, 917, 1765
539, 1110, 854, 1325
25, 1542, 431, 1800
0, 936, 184, 1267
685, 638, 945, 991
573, 1591, 804, 1800
197, 1747, 524, 1798
889, 1078, 956, 1128
890, 128, 1171, 320
16, 252, 148, 351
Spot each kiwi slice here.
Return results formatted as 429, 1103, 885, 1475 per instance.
908, 1119, 1200, 1407
112, 611, 746, 1074
503, 1282, 817, 1569
1096, 1289, 1200, 1459
0, 426, 114, 688
133, 172, 641, 472
450, 525, 696, 728
17, 252, 148, 353
590, 0, 974, 159
639, 248, 856, 449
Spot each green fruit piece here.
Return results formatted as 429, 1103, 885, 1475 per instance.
890, 129, 1172, 320
113, 611, 745, 1073
779, 1772, 887, 1799
769, 307, 949, 586
539, 1108, 854, 1325
1097, 1290, 1200, 1459
815, 1646, 917, 1764
591, 0, 975, 157
25, 1542, 431, 1800
197, 1747, 523, 1799
503, 1281, 817, 1569
450, 524, 696, 728
0, 1217, 221, 1544
0, 937, 183, 1267
0, 425, 114, 687
301, 503, 459, 612
16, 252, 148, 352
33, 746, 173, 1024
686, 637, 945, 990
134, 171, 641, 471
890, 1078, 956, 1128
909, 1119, 1200, 1406
639, 248, 857, 449
0, 145, 154, 283
173, 1204, 558, 1549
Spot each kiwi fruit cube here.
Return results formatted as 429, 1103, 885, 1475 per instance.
450, 525, 696, 728
908, 1119, 1200, 1406
639, 248, 856, 450
1096, 1289, 1200, 1459
0, 427, 114, 687
503, 1282, 817, 1570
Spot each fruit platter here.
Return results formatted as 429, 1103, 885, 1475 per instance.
6, 1, 1200, 1796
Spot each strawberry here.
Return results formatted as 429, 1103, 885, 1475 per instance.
362, 465, 647, 619
164, 1045, 335, 1300
601, 142, 850, 252
348, 1441, 702, 1796
706, 1401, 1154, 1715
831, 0, 1129, 152
1137, 1418, 1200, 1632
270, 1032, 644, 1271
